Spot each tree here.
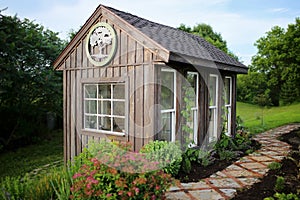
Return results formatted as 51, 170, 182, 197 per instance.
0, 13, 65, 148
178, 23, 239, 60
250, 18, 300, 106
237, 72, 268, 103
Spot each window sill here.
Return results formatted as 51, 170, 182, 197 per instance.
82, 129, 126, 137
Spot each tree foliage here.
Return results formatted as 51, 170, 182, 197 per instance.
238, 18, 300, 106
0, 13, 65, 148
178, 23, 239, 60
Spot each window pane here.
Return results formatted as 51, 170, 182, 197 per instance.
98, 85, 111, 99
85, 100, 97, 114
113, 118, 125, 133
187, 73, 197, 107
113, 101, 125, 116
161, 71, 174, 109
208, 108, 216, 141
225, 78, 231, 105
209, 76, 217, 106
159, 112, 172, 142
98, 101, 111, 115
85, 115, 97, 129
98, 116, 111, 131
113, 84, 125, 99
85, 85, 97, 98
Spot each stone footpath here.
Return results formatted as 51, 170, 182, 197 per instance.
166, 124, 300, 200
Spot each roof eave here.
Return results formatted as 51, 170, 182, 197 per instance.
169, 52, 248, 74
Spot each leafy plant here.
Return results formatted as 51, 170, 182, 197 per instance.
268, 162, 282, 170
181, 147, 214, 173
140, 140, 182, 176
275, 176, 285, 192
70, 141, 174, 200
264, 192, 300, 200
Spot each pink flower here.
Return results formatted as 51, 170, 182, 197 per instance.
106, 193, 112, 197
155, 185, 160, 190
127, 191, 132, 197
72, 173, 81, 179
134, 187, 140, 194
87, 183, 92, 189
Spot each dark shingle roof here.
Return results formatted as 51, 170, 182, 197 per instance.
106, 6, 247, 70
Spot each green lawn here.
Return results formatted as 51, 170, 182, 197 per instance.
0, 130, 63, 179
237, 102, 300, 133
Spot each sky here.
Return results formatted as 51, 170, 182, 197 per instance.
1, 0, 300, 66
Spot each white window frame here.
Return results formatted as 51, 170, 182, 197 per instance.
83, 83, 126, 136
224, 76, 232, 136
160, 68, 176, 142
187, 72, 199, 146
209, 74, 218, 142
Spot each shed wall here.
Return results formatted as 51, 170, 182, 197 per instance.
62, 15, 159, 161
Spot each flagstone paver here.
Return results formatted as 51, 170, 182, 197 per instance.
166, 124, 300, 200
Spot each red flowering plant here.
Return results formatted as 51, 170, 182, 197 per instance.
70, 140, 174, 199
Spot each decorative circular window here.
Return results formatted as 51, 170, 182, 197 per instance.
85, 22, 118, 66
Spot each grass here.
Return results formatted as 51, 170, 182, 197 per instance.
0, 130, 63, 179
237, 101, 300, 133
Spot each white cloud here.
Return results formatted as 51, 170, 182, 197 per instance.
268, 8, 289, 13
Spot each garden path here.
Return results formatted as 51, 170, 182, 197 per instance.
166, 124, 300, 200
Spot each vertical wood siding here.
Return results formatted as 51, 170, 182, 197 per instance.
62, 15, 158, 160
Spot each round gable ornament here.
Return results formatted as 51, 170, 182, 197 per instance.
85, 22, 118, 66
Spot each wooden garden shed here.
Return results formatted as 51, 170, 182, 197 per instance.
54, 5, 248, 162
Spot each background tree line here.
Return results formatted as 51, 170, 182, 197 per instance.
0, 11, 65, 150
237, 18, 300, 106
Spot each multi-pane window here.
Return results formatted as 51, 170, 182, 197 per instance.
186, 72, 199, 146
208, 74, 218, 142
84, 83, 125, 135
224, 76, 232, 136
159, 68, 176, 142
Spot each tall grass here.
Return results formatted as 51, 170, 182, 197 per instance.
237, 102, 300, 133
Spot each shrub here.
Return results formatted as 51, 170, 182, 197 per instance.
275, 176, 285, 192
70, 141, 174, 199
181, 147, 214, 173
140, 140, 182, 176
268, 162, 282, 170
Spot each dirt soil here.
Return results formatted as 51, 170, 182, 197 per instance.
176, 139, 261, 183
232, 128, 300, 200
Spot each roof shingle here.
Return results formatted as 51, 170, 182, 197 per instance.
106, 5, 247, 70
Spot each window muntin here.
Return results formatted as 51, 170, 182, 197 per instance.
159, 68, 176, 142
208, 74, 218, 142
224, 76, 232, 136
84, 83, 125, 135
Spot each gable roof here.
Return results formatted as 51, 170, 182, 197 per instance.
106, 6, 247, 71
54, 5, 248, 73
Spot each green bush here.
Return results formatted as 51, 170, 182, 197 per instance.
264, 192, 300, 200
140, 140, 182, 176
70, 141, 174, 200
275, 176, 285, 192
268, 162, 282, 170
181, 147, 214, 173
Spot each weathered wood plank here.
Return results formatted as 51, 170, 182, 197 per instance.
120, 31, 128, 65
143, 64, 155, 144
63, 69, 68, 163
128, 65, 135, 150
134, 65, 144, 151
70, 70, 76, 159
127, 37, 136, 65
